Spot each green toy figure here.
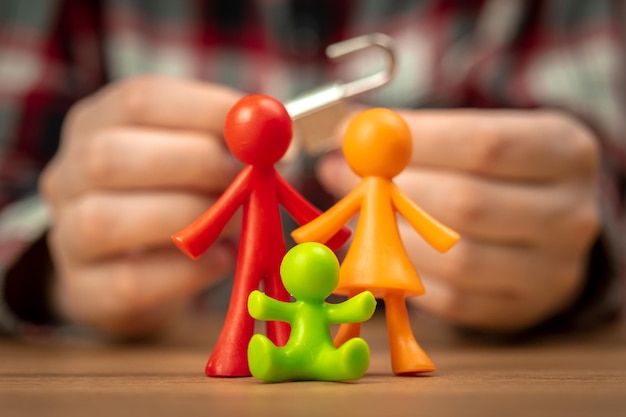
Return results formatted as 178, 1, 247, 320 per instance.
247, 242, 377, 382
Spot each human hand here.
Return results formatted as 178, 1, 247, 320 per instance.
40, 75, 243, 338
317, 109, 600, 332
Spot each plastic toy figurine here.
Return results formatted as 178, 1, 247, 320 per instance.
172, 95, 350, 377
292, 108, 460, 375
248, 242, 377, 383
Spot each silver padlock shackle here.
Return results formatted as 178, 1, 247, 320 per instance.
325, 32, 397, 100
287, 33, 397, 121
283, 33, 397, 157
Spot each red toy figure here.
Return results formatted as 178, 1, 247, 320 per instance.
172, 95, 349, 377
292, 108, 460, 375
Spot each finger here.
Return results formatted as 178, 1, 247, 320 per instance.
45, 127, 242, 204
400, 109, 599, 181
319, 155, 592, 246
317, 109, 599, 193
55, 245, 235, 329
409, 277, 531, 331
53, 191, 240, 262
394, 168, 587, 245
401, 225, 581, 299
67, 75, 242, 138
410, 266, 581, 332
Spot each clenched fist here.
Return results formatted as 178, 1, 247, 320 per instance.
318, 109, 600, 332
40, 75, 244, 338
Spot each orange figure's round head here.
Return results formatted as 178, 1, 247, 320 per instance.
224, 95, 293, 167
342, 108, 412, 179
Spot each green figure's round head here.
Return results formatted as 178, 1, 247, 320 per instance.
280, 242, 340, 302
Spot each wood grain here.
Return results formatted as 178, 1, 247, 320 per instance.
1, 311, 625, 417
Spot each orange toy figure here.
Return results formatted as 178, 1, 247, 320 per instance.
292, 108, 460, 375
172, 95, 349, 377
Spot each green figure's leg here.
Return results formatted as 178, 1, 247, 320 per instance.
316, 338, 370, 381
247, 334, 291, 383
384, 292, 435, 375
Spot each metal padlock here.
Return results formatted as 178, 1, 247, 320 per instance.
285, 33, 397, 157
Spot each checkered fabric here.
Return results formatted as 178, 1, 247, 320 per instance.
1, 0, 624, 334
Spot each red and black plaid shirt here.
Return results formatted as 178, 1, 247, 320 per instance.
1, 0, 624, 334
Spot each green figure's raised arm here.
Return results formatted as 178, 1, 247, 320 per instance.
326, 291, 377, 325
248, 290, 295, 324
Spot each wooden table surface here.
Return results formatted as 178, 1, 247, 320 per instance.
1, 311, 625, 417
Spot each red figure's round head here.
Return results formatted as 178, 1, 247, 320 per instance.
342, 108, 412, 179
224, 95, 293, 167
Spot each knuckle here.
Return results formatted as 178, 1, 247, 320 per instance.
575, 202, 601, 241
46, 226, 65, 262
441, 242, 475, 278
543, 110, 600, 175
114, 75, 160, 120
446, 182, 486, 225
39, 160, 58, 200
467, 120, 510, 171
70, 195, 111, 246
78, 132, 114, 185
62, 97, 92, 135
553, 199, 600, 245
570, 129, 600, 176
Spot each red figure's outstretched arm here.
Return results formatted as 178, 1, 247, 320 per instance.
291, 181, 364, 245
172, 166, 253, 259
275, 173, 351, 251
390, 183, 460, 252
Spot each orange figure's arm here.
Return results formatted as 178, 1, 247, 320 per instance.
172, 166, 252, 259
390, 184, 460, 252
275, 173, 350, 250
292, 181, 364, 245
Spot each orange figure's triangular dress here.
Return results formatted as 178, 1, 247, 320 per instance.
334, 177, 425, 298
